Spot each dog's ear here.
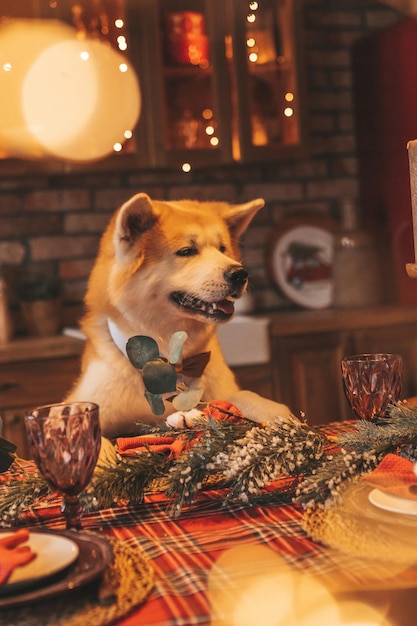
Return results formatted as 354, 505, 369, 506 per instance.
113, 193, 159, 260
223, 198, 265, 239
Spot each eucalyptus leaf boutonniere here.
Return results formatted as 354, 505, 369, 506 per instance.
126, 331, 210, 415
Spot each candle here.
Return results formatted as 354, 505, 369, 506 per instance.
406, 139, 417, 277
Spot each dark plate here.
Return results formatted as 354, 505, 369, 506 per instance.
0, 529, 113, 609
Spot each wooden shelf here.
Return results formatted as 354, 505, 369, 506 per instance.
0, 334, 84, 364
268, 305, 417, 337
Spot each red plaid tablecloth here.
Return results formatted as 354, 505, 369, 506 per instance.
12, 489, 342, 626
3, 421, 417, 625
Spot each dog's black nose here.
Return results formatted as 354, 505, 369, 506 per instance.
224, 265, 248, 287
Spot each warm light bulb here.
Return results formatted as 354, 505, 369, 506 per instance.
182, 162, 192, 172
0, 19, 141, 162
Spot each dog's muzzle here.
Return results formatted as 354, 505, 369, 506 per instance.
169, 264, 249, 322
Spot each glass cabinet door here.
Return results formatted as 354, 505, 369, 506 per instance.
132, 0, 233, 169
228, 0, 306, 162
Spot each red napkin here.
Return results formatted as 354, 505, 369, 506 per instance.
117, 433, 189, 457
0, 528, 37, 585
362, 453, 417, 500
116, 401, 242, 458
203, 401, 242, 423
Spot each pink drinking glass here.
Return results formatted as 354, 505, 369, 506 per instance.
25, 402, 101, 530
341, 353, 402, 421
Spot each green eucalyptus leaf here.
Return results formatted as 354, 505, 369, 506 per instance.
144, 391, 166, 415
168, 331, 188, 364
126, 335, 160, 369
143, 360, 177, 394
172, 387, 204, 411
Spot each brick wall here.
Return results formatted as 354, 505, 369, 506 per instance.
0, 1, 404, 330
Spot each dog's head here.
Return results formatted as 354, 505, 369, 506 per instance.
88, 193, 264, 332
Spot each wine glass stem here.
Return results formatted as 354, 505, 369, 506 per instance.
61, 494, 83, 530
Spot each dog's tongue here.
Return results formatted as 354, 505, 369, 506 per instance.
216, 299, 234, 315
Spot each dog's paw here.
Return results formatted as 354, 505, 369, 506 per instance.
226, 390, 297, 424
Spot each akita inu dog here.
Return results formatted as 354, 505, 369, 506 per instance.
66, 193, 294, 439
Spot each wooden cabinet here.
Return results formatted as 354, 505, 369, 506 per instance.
233, 363, 274, 401
0, 0, 307, 174
0, 336, 83, 458
272, 330, 350, 425
270, 306, 417, 425
129, 0, 307, 169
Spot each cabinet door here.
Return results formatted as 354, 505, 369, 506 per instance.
272, 332, 352, 425
233, 363, 274, 400
131, 0, 233, 169
353, 324, 417, 400
228, 0, 306, 162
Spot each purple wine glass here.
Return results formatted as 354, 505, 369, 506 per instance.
341, 353, 402, 421
25, 402, 101, 530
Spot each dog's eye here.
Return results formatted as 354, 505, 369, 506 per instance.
176, 247, 198, 257
219, 244, 227, 253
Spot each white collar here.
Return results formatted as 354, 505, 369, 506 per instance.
107, 318, 129, 357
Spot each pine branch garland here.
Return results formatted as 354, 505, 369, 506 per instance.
211, 416, 327, 504
3, 402, 417, 525
339, 402, 417, 455
0, 473, 50, 525
165, 419, 252, 517
82, 452, 173, 511
294, 448, 382, 508
295, 402, 417, 508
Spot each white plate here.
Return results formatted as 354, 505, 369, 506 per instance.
268, 219, 335, 310
369, 488, 417, 516
4, 531, 79, 589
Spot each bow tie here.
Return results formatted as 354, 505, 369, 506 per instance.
177, 351, 211, 378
